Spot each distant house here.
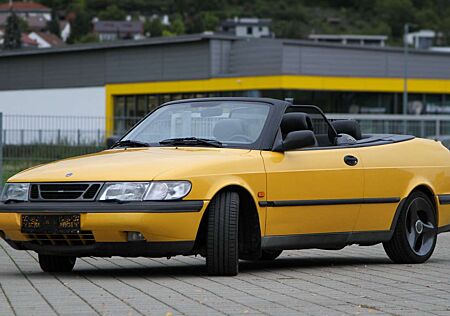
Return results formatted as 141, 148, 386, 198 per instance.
59, 20, 70, 42
0, 2, 51, 21
21, 32, 38, 48
308, 34, 388, 47
28, 31, 65, 48
406, 30, 435, 50
93, 21, 144, 42
23, 15, 48, 31
0, 1, 51, 39
220, 17, 273, 38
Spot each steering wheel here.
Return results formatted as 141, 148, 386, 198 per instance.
229, 134, 253, 142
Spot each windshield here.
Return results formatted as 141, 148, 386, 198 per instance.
122, 101, 271, 148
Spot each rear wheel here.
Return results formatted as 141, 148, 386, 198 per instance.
38, 254, 76, 272
260, 250, 282, 261
383, 191, 437, 264
206, 191, 239, 276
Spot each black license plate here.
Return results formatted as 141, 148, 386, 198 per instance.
21, 214, 81, 234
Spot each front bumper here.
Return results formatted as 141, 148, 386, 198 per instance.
0, 200, 207, 257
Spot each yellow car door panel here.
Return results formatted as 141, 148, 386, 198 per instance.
262, 148, 364, 241
355, 139, 450, 233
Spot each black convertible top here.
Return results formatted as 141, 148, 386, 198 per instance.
126, 97, 415, 151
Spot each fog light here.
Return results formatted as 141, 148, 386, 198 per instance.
127, 231, 146, 242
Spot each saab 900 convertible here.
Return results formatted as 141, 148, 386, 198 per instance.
1, 97, 450, 276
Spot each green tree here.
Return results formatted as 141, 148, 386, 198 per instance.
375, 0, 415, 38
440, 15, 450, 45
169, 15, 185, 35
78, 32, 100, 43
201, 12, 219, 31
47, 9, 61, 38
98, 4, 126, 21
145, 18, 163, 37
67, 10, 91, 44
3, 11, 22, 50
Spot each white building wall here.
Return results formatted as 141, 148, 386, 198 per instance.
0, 87, 105, 116
60, 23, 71, 42
0, 87, 106, 144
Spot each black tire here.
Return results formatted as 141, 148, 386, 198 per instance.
383, 191, 437, 264
206, 191, 239, 276
38, 254, 76, 273
259, 250, 282, 261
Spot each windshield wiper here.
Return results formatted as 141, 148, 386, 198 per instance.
111, 139, 150, 149
159, 137, 223, 148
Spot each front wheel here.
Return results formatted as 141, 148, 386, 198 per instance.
38, 254, 76, 272
206, 191, 239, 276
383, 191, 437, 264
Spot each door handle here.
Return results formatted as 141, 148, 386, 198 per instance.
344, 155, 358, 166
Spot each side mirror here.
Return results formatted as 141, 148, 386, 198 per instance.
273, 130, 317, 152
106, 135, 121, 148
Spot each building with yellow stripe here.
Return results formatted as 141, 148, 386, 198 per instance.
0, 34, 449, 137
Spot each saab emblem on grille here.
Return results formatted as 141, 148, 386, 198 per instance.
65, 172, 73, 177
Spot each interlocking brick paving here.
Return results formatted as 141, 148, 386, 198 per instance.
1, 234, 450, 315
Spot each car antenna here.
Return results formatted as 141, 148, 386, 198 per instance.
285, 98, 294, 104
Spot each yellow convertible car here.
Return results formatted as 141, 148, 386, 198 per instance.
1, 97, 449, 276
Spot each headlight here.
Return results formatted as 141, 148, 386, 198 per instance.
144, 181, 191, 200
1, 183, 29, 202
99, 182, 149, 201
98, 181, 191, 201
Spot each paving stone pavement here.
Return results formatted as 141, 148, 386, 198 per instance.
1, 235, 450, 316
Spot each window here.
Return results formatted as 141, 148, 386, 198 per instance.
425, 94, 444, 114
247, 27, 253, 35
114, 97, 126, 134
136, 95, 147, 118
124, 101, 271, 148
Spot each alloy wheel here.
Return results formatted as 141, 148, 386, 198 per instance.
405, 198, 436, 256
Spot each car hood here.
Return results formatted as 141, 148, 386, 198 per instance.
9, 147, 254, 183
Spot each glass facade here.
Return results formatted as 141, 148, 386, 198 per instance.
113, 90, 450, 134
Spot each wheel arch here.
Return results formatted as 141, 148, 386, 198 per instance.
193, 184, 262, 259
392, 183, 439, 231
412, 184, 438, 219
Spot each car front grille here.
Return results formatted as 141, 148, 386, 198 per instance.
29, 183, 102, 201
25, 231, 95, 246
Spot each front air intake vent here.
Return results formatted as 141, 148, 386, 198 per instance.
29, 183, 103, 201
25, 231, 95, 246
83, 183, 101, 199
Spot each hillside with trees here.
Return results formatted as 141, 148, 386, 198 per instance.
1, 0, 449, 45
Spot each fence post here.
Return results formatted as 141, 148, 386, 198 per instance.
436, 119, 441, 137
420, 120, 425, 138
0, 113, 3, 189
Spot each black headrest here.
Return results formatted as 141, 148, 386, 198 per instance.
328, 120, 362, 142
213, 119, 245, 141
281, 112, 313, 137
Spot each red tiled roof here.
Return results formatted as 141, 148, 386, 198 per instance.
0, 2, 50, 12
34, 31, 65, 46
93, 21, 144, 34
21, 33, 38, 46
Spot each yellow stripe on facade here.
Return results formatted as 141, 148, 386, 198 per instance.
106, 75, 450, 96
105, 75, 450, 136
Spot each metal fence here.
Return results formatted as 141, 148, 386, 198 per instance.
329, 114, 450, 138
2, 112, 450, 184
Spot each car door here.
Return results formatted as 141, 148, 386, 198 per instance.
261, 147, 364, 247
352, 142, 413, 234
